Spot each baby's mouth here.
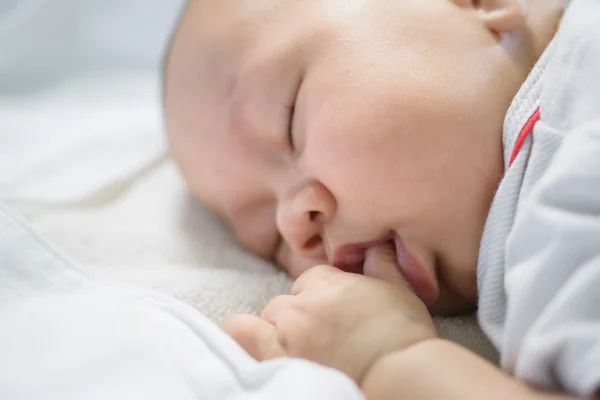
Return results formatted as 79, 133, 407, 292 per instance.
332, 234, 439, 305
331, 236, 393, 275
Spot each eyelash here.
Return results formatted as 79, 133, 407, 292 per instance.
287, 76, 303, 151
287, 105, 296, 150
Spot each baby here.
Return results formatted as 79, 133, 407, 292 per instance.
164, 0, 600, 398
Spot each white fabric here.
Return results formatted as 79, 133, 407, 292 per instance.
0, 0, 183, 92
0, 202, 363, 400
0, 0, 182, 204
0, 73, 167, 205
478, 0, 600, 395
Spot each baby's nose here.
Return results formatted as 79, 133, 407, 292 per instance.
276, 181, 336, 259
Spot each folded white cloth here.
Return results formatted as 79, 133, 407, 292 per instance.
0, 201, 363, 400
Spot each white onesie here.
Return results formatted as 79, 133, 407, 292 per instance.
477, 0, 600, 395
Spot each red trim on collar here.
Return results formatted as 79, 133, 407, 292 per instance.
508, 107, 540, 168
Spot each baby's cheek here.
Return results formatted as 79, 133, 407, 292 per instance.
322, 146, 402, 203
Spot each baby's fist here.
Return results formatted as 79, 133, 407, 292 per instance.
224, 245, 437, 383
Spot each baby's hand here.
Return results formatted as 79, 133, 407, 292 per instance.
223, 244, 438, 384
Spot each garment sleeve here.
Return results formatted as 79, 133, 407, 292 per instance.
500, 16, 600, 396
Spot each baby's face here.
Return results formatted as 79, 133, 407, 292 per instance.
165, 0, 531, 315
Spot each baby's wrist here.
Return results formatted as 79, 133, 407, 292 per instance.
361, 338, 445, 398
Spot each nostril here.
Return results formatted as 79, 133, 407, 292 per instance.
304, 234, 322, 250
309, 211, 320, 222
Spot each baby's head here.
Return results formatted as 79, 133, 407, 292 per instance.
164, 0, 547, 315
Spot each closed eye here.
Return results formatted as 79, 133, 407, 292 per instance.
286, 77, 302, 151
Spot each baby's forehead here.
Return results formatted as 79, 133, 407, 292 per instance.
181, 0, 293, 42
177, 0, 339, 60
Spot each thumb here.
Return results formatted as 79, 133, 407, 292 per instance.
222, 314, 286, 361
363, 242, 413, 291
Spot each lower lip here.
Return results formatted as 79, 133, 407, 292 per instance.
393, 235, 439, 305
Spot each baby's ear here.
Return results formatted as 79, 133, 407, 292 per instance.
452, 0, 527, 33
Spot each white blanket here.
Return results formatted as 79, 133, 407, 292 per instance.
0, 201, 362, 399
